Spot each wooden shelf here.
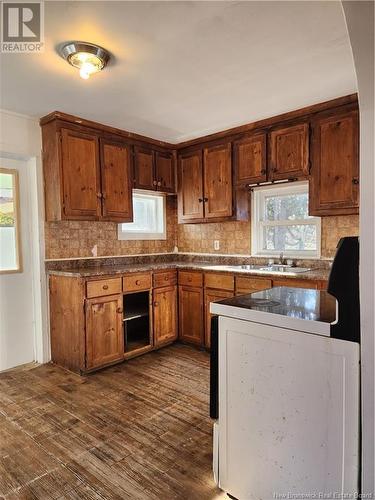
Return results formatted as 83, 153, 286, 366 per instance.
124, 306, 149, 322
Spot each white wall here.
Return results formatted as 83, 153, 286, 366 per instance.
342, 2, 375, 495
0, 110, 48, 369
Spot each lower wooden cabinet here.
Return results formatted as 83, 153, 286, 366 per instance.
178, 285, 204, 345
153, 285, 178, 346
204, 288, 233, 348
235, 276, 272, 295
85, 294, 124, 369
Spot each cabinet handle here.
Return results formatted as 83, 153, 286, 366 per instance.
135, 280, 141, 285
152, 180, 157, 186
165, 276, 169, 281
261, 169, 266, 175
352, 178, 359, 185
102, 285, 109, 290
198, 198, 203, 203
154, 301, 159, 307
102, 192, 106, 199
97, 192, 103, 198
157, 180, 162, 187
116, 307, 123, 314
203, 197, 208, 202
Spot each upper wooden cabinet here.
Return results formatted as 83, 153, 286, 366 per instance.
134, 147, 176, 193
177, 150, 204, 222
134, 146, 155, 190
269, 122, 309, 181
60, 128, 101, 220
155, 151, 175, 193
309, 108, 359, 216
42, 123, 133, 222
101, 139, 133, 221
177, 143, 248, 223
203, 143, 233, 219
234, 133, 267, 185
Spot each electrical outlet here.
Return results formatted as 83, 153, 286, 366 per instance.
214, 240, 220, 251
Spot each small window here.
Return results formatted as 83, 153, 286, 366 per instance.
118, 191, 166, 240
251, 181, 321, 259
0, 168, 22, 273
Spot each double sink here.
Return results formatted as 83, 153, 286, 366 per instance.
206, 264, 311, 276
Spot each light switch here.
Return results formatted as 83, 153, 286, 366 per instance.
214, 240, 220, 250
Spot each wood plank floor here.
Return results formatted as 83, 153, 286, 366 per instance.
0, 344, 225, 499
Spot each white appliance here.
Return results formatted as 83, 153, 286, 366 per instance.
210, 287, 360, 500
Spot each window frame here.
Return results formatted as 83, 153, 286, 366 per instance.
118, 190, 167, 241
0, 167, 22, 274
251, 181, 321, 259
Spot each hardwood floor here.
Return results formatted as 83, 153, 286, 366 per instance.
0, 344, 225, 499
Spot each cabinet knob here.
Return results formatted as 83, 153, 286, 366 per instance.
152, 180, 157, 186
261, 169, 266, 175
116, 307, 123, 314
135, 280, 141, 285
165, 276, 169, 281
203, 197, 208, 202
198, 198, 203, 203
157, 181, 162, 187
102, 285, 109, 290
97, 192, 103, 198
352, 178, 359, 185
154, 301, 159, 307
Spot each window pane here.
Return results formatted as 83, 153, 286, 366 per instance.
0, 171, 19, 271
119, 191, 165, 240
265, 192, 310, 221
263, 224, 317, 251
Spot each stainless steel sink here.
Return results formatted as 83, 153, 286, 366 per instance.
225, 264, 311, 275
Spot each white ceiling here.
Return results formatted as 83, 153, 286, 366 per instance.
0, 1, 357, 143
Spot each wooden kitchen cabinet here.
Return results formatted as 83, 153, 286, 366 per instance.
178, 284, 204, 345
235, 276, 272, 295
134, 146, 155, 190
309, 108, 359, 216
177, 142, 248, 223
153, 285, 178, 346
85, 294, 124, 369
60, 128, 102, 220
204, 288, 233, 348
234, 133, 267, 185
155, 151, 175, 193
269, 122, 309, 181
203, 142, 233, 219
177, 150, 204, 222
134, 147, 176, 193
101, 139, 133, 221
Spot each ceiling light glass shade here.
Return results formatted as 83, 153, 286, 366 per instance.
60, 42, 110, 80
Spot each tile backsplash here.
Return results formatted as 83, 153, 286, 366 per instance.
45, 195, 359, 261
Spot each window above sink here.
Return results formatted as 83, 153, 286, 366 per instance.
251, 181, 321, 259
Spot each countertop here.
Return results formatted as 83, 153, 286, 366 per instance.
47, 261, 330, 282
210, 287, 336, 336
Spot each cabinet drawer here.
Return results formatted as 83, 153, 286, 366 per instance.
123, 273, 152, 292
178, 271, 203, 287
86, 278, 122, 298
153, 270, 177, 288
273, 279, 319, 289
235, 276, 272, 295
205, 273, 234, 291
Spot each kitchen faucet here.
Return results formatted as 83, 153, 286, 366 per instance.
279, 252, 284, 265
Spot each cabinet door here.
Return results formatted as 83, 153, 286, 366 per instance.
134, 146, 155, 190
100, 140, 133, 222
273, 279, 319, 289
155, 151, 175, 193
269, 123, 309, 181
178, 285, 204, 345
204, 289, 233, 348
309, 109, 359, 216
177, 150, 204, 222
61, 128, 101, 219
86, 295, 124, 369
234, 133, 267, 185
153, 285, 177, 346
203, 143, 233, 219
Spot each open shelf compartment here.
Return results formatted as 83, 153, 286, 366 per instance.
123, 291, 151, 353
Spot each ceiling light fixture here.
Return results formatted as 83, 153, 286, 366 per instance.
60, 42, 111, 80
